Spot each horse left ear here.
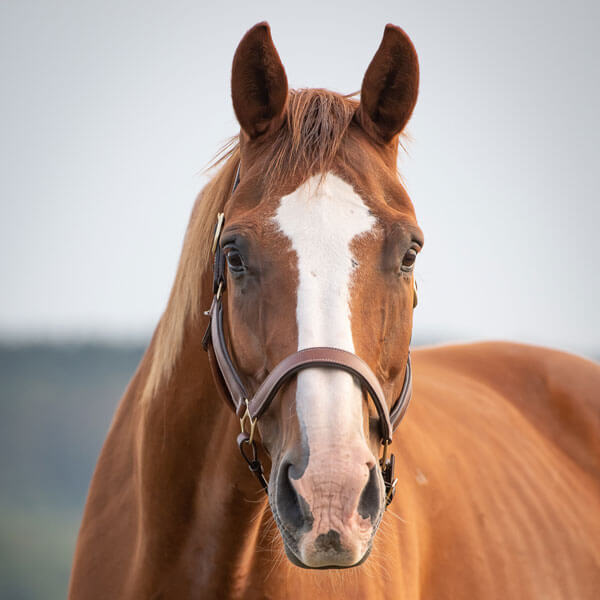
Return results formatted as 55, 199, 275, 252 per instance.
356, 25, 419, 144
231, 22, 288, 139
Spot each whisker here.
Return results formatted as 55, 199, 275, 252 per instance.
385, 508, 408, 524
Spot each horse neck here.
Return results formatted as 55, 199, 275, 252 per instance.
134, 310, 271, 594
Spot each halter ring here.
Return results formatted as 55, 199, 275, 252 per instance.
240, 399, 257, 446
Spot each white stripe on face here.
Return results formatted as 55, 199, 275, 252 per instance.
274, 173, 377, 443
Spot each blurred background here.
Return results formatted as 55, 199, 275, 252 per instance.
1, 1, 598, 598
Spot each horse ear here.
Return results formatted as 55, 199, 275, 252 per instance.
231, 23, 288, 139
356, 25, 419, 144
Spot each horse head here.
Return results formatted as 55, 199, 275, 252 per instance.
214, 22, 422, 569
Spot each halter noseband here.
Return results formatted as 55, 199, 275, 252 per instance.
202, 167, 414, 507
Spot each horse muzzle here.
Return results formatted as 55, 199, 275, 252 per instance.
270, 443, 384, 569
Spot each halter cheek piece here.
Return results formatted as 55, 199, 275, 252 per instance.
202, 167, 414, 507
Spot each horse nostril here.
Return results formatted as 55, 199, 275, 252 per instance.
357, 465, 381, 524
275, 462, 314, 533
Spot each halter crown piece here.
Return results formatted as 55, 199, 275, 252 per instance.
202, 166, 414, 507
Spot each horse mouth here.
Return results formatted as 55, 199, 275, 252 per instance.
282, 539, 374, 570
271, 502, 377, 569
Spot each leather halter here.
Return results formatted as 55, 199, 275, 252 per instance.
202, 167, 414, 506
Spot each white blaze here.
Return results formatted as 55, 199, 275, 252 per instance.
274, 173, 377, 444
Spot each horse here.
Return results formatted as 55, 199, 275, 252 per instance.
69, 22, 600, 599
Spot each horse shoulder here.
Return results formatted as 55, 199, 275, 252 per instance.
395, 342, 600, 599
413, 341, 600, 479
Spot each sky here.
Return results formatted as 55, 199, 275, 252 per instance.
1, 0, 598, 357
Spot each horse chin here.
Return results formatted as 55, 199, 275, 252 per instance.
282, 538, 374, 570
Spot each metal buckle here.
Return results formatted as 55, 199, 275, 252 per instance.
381, 452, 397, 507
386, 477, 398, 504
239, 399, 256, 446
211, 212, 225, 254
237, 430, 269, 493
381, 439, 390, 466
413, 279, 418, 309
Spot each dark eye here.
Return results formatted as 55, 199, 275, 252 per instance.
225, 248, 246, 273
401, 247, 418, 272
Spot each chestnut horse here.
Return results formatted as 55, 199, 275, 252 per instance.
69, 23, 600, 599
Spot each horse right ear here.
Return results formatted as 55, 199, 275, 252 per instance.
231, 23, 288, 139
356, 25, 419, 144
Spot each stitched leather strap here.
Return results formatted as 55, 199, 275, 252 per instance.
209, 297, 249, 408
247, 347, 392, 441
205, 295, 412, 444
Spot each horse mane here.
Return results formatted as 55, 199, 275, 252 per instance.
265, 88, 358, 185
143, 89, 401, 400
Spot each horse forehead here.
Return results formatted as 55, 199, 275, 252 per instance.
272, 172, 377, 357
272, 173, 377, 250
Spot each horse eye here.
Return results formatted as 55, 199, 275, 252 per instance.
225, 249, 246, 273
401, 248, 418, 271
